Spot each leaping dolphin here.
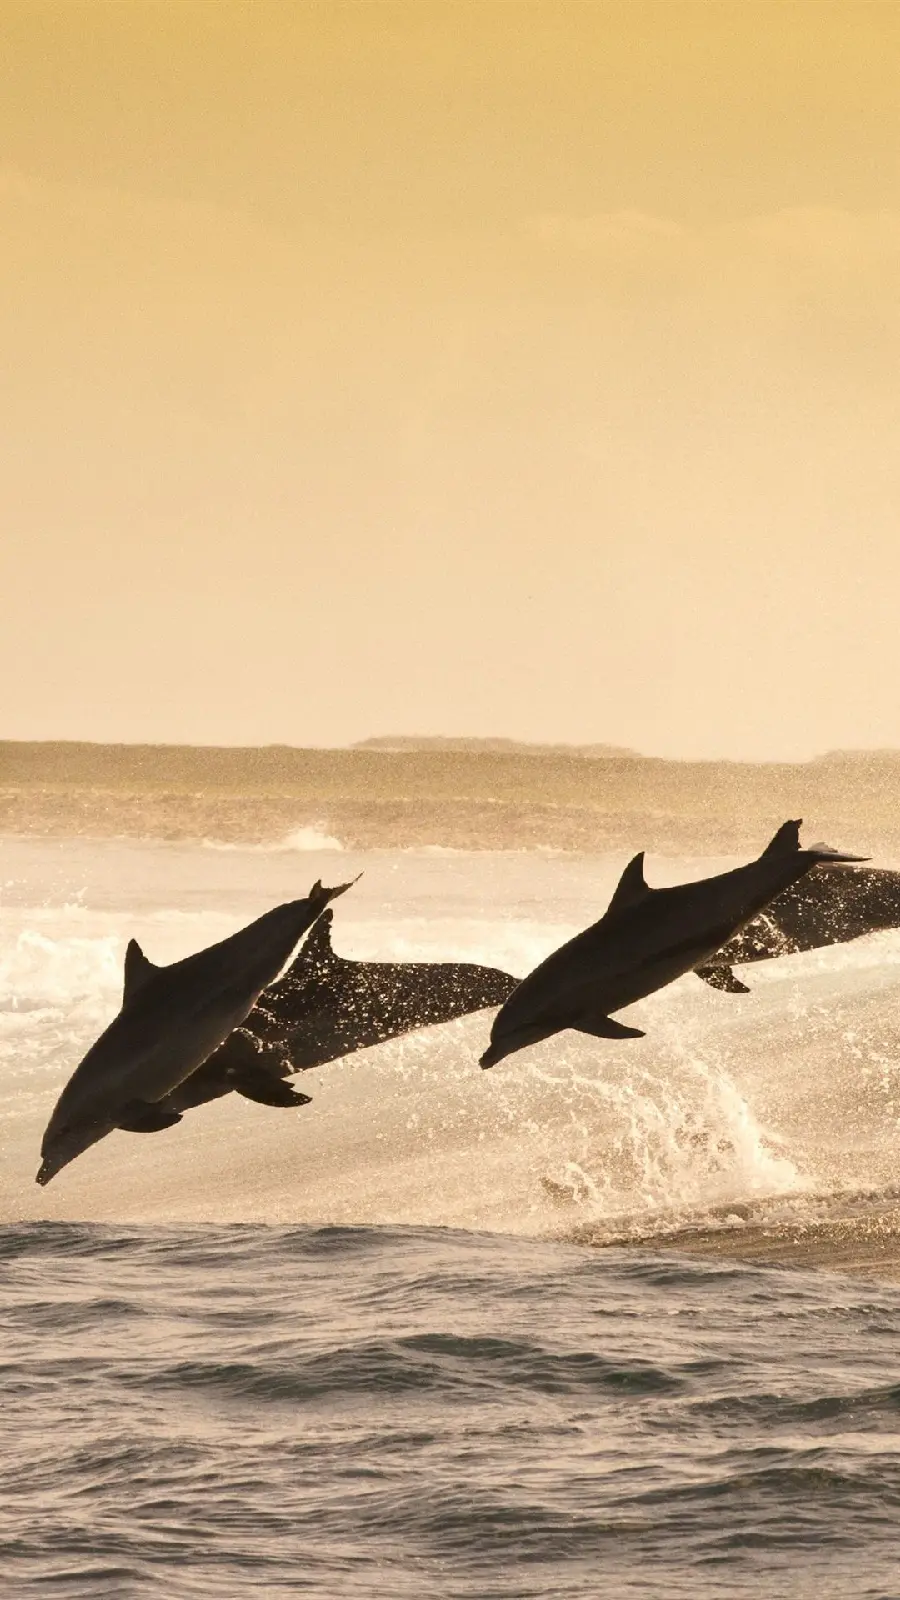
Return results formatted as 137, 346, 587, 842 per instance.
249, 910, 519, 1070
695, 860, 896, 993
141, 909, 519, 1119
479, 822, 865, 1071
36, 878, 357, 1185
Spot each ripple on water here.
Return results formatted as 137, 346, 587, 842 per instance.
3, 1222, 900, 1599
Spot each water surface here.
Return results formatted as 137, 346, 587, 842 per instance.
4, 836, 900, 1595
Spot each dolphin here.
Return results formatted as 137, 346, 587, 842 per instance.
694, 860, 897, 993
250, 910, 519, 1069
479, 821, 865, 1071
36, 878, 357, 1185
145, 909, 518, 1119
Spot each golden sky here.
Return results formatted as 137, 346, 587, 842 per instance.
3, 1, 900, 758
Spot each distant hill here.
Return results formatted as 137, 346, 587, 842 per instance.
812, 749, 900, 764
352, 736, 643, 759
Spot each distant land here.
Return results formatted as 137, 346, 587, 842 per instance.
352, 736, 642, 758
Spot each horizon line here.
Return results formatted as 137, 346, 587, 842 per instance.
3, 735, 899, 768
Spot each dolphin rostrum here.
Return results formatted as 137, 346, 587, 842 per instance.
695, 860, 896, 993
142, 909, 519, 1120
36, 878, 357, 1185
479, 822, 866, 1071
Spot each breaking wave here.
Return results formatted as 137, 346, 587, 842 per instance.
202, 823, 345, 853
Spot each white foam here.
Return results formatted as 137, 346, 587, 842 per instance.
279, 825, 344, 852
202, 824, 344, 854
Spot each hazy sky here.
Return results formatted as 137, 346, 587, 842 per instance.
3, 1, 900, 758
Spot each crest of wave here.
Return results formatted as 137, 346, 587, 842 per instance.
202, 824, 344, 854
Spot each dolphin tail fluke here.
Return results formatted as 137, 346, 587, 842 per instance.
575, 1014, 645, 1041
806, 844, 869, 865
695, 964, 750, 994
308, 874, 363, 915
761, 820, 868, 865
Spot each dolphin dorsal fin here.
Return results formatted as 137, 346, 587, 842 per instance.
301, 909, 339, 971
606, 852, 652, 916
269, 909, 339, 994
761, 819, 802, 858
122, 938, 160, 1003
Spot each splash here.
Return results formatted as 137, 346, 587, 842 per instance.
4, 837, 900, 1242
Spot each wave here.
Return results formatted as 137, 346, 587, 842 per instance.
404, 842, 567, 859
565, 1184, 900, 1280
202, 824, 345, 853
6, 1219, 900, 1597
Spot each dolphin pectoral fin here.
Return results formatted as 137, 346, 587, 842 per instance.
695, 964, 751, 995
231, 1068, 313, 1108
575, 1015, 645, 1041
117, 1100, 184, 1134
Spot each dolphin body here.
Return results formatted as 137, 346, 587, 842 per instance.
695, 862, 899, 993
36, 879, 356, 1185
479, 822, 865, 1071
149, 909, 519, 1118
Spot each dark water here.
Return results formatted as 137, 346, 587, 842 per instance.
5, 1222, 900, 1599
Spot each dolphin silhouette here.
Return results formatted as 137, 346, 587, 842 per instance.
249, 910, 519, 1069
36, 878, 357, 1185
695, 860, 894, 993
144, 909, 519, 1119
479, 822, 866, 1071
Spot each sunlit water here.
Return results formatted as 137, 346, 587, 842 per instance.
4, 836, 900, 1596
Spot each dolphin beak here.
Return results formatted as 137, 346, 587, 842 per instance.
35, 1159, 57, 1187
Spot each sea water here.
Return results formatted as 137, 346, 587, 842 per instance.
3, 836, 900, 1597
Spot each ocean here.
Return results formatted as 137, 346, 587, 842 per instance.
4, 819, 900, 1596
